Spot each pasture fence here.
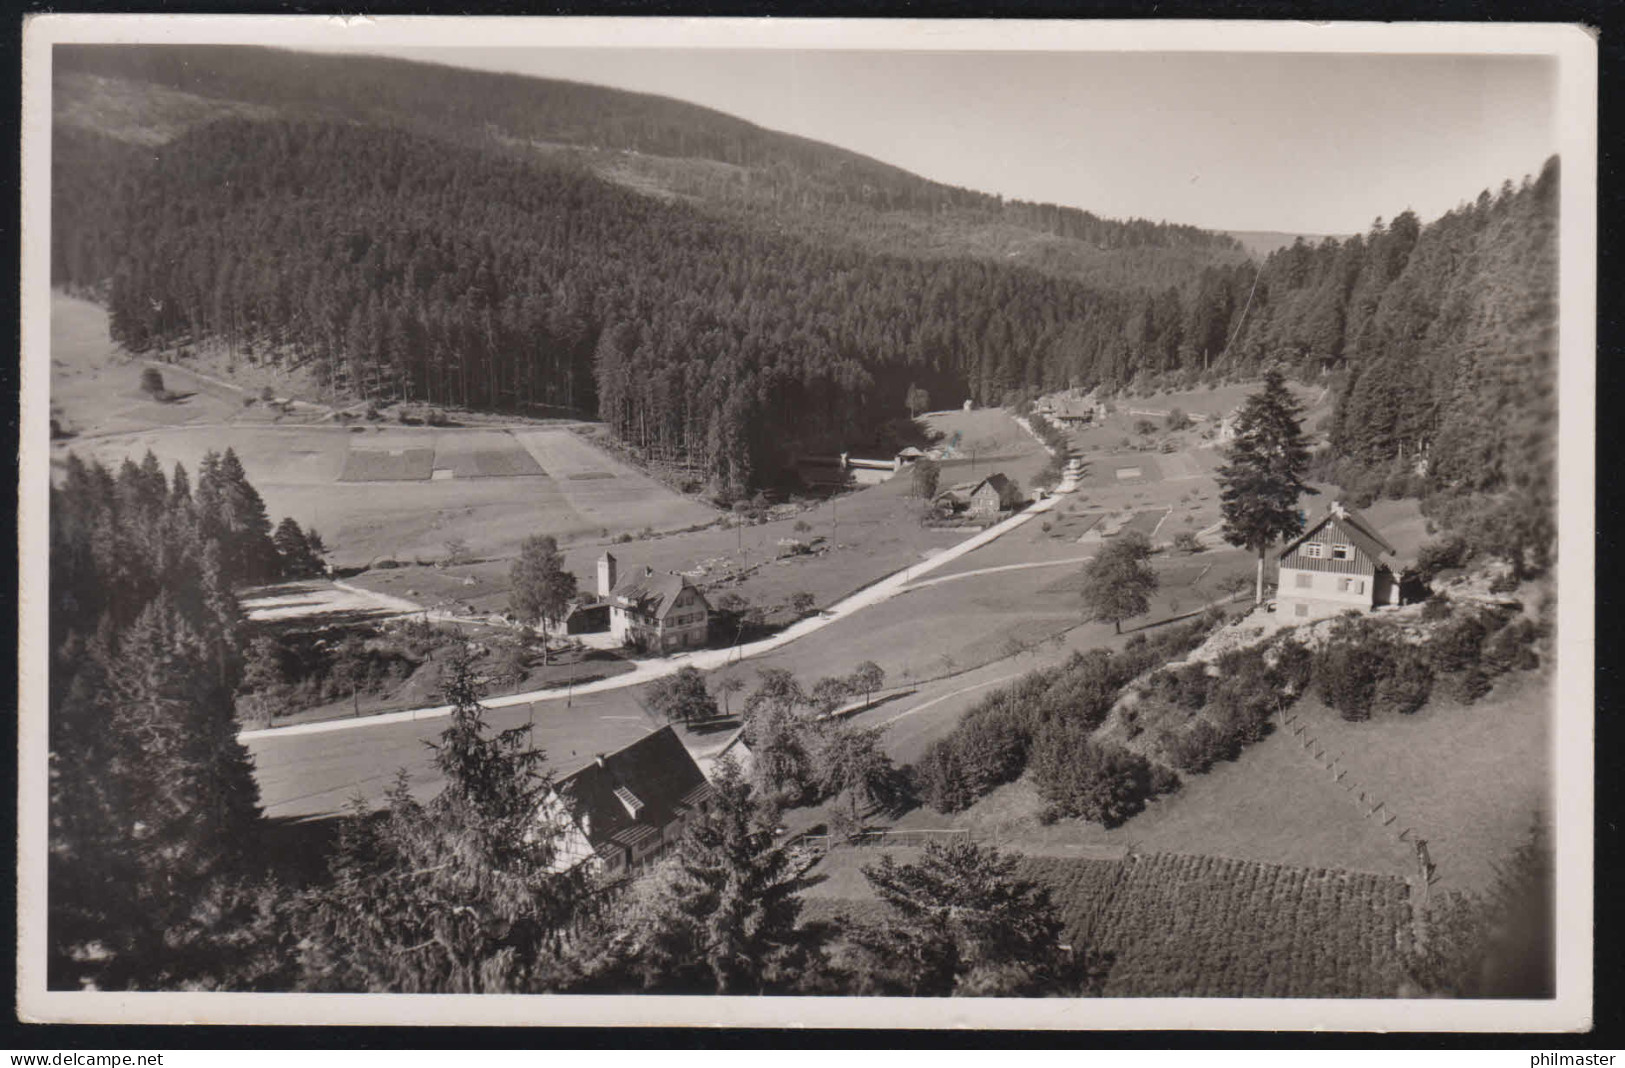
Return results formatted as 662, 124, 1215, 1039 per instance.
1278, 704, 1439, 949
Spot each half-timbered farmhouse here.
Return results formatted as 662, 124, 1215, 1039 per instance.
1275, 501, 1400, 620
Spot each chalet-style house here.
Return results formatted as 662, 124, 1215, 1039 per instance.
1275, 501, 1400, 620
598, 552, 711, 653
539, 726, 715, 877
968, 473, 1019, 517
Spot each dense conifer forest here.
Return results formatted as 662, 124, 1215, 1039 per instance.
51, 44, 1558, 522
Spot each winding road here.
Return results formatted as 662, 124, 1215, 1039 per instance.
245, 482, 1079, 819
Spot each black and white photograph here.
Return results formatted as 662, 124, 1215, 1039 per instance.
16, 16, 1596, 1031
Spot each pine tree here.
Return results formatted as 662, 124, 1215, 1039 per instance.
1216, 371, 1315, 604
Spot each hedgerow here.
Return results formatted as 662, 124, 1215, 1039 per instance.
911, 612, 1222, 815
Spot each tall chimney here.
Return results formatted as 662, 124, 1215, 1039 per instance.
597, 552, 617, 598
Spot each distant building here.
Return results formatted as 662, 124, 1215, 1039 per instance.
598, 552, 711, 653
540, 726, 715, 877
1275, 502, 1400, 620
967, 473, 1019, 517
932, 480, 979, 514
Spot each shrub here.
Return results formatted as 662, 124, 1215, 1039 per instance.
1147, 763, 1182, 796
1265, 639, 1314, 695
1420, 594, 1454, 623
139, 367, 166, 397
1172, 531, 1202, 554
1207, 672, 1276, 747
1448, 667, 1493, 705
1314, 642, 1383, 721
1416, 535, 1470, 581
1032, 730, 1154, 828
1372, 649, 1433, 715
1430, 615, 1488, 674
1483, 617, 1541, 673
1163, 720, 1226, 774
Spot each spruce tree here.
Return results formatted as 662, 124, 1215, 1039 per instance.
1216, 371, 1314, 604
50, 595, 263, 990
272, 516, 316, 579
583, 757, 809, 994
849, 840, 1100, 997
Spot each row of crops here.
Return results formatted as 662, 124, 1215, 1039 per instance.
1021, 852, 1415, 997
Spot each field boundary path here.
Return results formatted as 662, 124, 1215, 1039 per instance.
901, 556, 1093, 592
238, 485, 1071, 742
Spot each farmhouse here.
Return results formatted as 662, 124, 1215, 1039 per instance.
540, 726, 715, 876
968, 473, 1019, 517
598, 552, 711, 653
1275, 501, 1400, 620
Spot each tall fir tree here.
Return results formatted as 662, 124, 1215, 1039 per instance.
1216, 370, 1315, 604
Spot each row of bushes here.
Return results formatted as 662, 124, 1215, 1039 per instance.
910, 610, 1225, 818
1145, 638, 1313, 775
1315, 606, 1542, 721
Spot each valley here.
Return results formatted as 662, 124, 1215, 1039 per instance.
37, 38, 1567, 1005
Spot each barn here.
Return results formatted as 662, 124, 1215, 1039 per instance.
1275, 501, 1400, 620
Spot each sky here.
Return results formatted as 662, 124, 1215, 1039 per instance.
337, 46, 1557, 236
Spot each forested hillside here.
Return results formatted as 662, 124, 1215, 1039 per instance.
51, 45, 1558, 525
53, 45, 1244, 292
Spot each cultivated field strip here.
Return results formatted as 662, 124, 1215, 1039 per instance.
1022, 851, 1414, 998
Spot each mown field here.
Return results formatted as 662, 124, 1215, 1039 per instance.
349, 408, 1052, 622
51, 296, 715, 567
799, 847, 1414, 997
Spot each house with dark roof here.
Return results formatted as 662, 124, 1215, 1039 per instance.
1276, 501, 1400, 620
540, 725, 715, 877
968, 473, 1019, 517
597, 552, 711, 654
